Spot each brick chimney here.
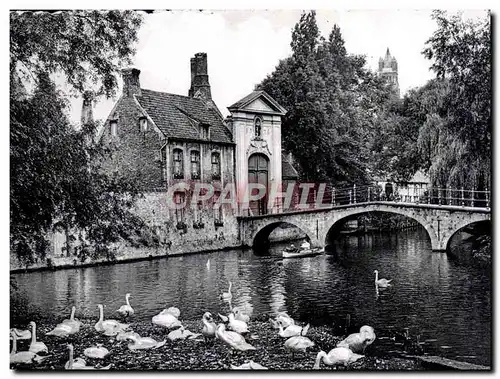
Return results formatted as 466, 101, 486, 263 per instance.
188, 53, 211, 100
81, 90, 94, 126
122, 67, 141, 97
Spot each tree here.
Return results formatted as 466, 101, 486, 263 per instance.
10, 11, 145, 265
419, 10, 491, 189
258, 13, 392, 185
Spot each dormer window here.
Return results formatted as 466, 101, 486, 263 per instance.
201, 124, 210, 139
254, 117, 262, 138
110, 119, 118, 137
139, 116, 148, 132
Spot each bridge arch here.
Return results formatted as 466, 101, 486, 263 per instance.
251, 221, 317, 250
445, 219, 492, 253
324, 208, 437, 250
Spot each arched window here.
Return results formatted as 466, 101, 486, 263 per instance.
254, 117, 262, 138
190, 150, 200, 179
173, 149, 184, 179
211, 152, 221, 180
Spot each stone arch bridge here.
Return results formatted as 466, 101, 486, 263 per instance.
237, 202, 491, 251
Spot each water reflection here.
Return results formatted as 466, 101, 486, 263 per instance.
11, 227, 490, 366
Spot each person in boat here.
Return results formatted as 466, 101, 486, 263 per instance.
300, 240, 310, 250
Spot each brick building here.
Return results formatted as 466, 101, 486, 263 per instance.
98, 52, 298, 222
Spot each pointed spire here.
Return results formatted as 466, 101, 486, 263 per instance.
385, 47, 391, 59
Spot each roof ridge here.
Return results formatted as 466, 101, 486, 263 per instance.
140, 88, 203, 101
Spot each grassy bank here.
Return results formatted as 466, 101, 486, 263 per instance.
11, 317, 427, 371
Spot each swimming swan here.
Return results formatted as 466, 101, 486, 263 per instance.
62, 306, 82, 331
127, 334, 166, 350
117, 293, 134, 318
374, 270, 392, 287
221, 281, 233, 300
152, 311, 182, 329
84, 344, 109, 359
167, 326, 201, 341
10, 327, 31, 341
65, 344, 111, 370
284, 336, 315, 356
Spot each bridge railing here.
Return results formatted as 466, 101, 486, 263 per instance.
268, 184, 490, 215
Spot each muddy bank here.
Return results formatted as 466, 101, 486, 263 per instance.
11, 316, 431, 371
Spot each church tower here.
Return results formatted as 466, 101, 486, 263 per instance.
378, 48, 399, 97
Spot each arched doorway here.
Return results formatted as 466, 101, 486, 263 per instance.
248, 153, 269, 215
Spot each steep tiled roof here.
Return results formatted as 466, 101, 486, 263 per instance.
228, 90, 287, 115
282, 159, 299, 179
136, 89, 233, 144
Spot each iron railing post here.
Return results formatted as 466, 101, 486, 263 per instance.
353, 184, 357, 204
461, 187, 465, 207
471, 188, 475, 207
349, 190, 352, 204
368, 187, 371, 202
486, 188, 490, 208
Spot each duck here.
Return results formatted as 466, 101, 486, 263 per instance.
152, 311, 182, 329
127, 334, 166, 350
28, 321, 48, 354
202, 312, 217, 342
374, 270, 392, 287
278, 322, 310, 338
337, 325, 376, 353
10, 331, 50, 365
221, 281, 233, 301
83, 344, 109, 359
313, 347, 364, 369
95, 304, 129, 336
117, 293, 134, 318
231, 360, 268, 370
159, 306, 181, 318
228, 313, 248, 334
215, 323, 256, 351
10, 327, 31, 341
62, 306, 82, 331
284, 335, 315, 357
167, 326, 201, 341
233, 307, 250, 323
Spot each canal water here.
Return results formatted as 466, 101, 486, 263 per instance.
11, 227, 491, 366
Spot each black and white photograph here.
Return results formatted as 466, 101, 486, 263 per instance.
8, 7, 492, 372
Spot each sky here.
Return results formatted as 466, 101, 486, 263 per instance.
66, 9, 489, 124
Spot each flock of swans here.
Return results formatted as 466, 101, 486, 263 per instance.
10, 267, 392, 370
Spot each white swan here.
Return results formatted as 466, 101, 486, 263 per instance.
28, 321, 48, 354
127, 334, 166, 350
10, 331, 50, 365
218, 313, 229, 322
202, 312, 217, 342
46, 322, 74, 337
228, 313, 248, 334
10, 327, 31, 340
152, 311, 182, 329
313, 347, 364, 369
221, 281, 233, 300
117, 293, 134, 318
116, 330, 141, 342
276, 312, 295, 328
206, 259, 210, 269
95, 304, 129, 336
374, 270, 392, 287
233, 307, 250, 323
278, 323, 310, 338
231, 360, 268, 370
284, 336, 315, 356
65, 344, 111, 370
84, 344, 109, 359
215, 323, 256, 351
167, 326, 201, 341
62, 306, 82, 331
159, 306, 180, 318
337, 325, 376, 353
